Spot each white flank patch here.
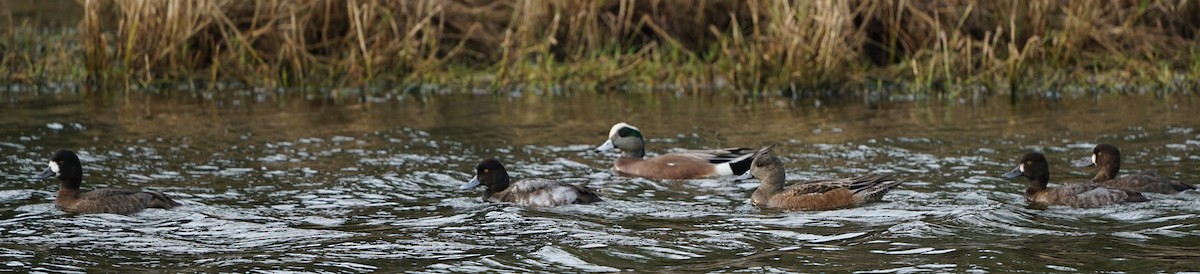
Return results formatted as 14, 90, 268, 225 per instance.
517, 181, 580, 207
523, 191, 552, 207
715, 163, 733, 175
550, 186, 579, 205
526, 187, 577, 207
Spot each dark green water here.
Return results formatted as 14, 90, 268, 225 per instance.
1, 90, 1198, 272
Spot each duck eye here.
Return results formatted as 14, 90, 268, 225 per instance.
483, 168, 490, 174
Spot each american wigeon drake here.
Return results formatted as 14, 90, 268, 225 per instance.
1002, 151, 1148, 208
595, 122, 755, 179
460, 159, 601, 207
34, 150, 181, 215
1074, 144, 1195, 194
734, 145, 901, 211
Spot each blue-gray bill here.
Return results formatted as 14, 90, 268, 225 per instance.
1001, 166, 1023, 179
460, 176, 481, 190
35, 168, 55, 179
734, 171, 754, 181
594, 139, 615, 153
1073, 157, 1095, 167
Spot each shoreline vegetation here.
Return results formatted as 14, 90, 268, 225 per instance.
3, 0, 1200, 95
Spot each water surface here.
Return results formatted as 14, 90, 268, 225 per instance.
1, 90, 1198, 272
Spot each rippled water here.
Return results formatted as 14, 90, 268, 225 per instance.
1, 90, 1198, 272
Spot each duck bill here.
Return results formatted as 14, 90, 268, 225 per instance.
595, 139, 616, 152
460, 176, 481, 190
734, 171, 755, 181
35, 168, 56, 179
1072, 157, 1095, 167
1001, 166, 1023, 179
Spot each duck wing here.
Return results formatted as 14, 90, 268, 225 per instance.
670, 148, 755, 164
1041, 184, 1148, 208
1101, 170, 1196, 194
763, 181, 858, 211
782, 182, 848, 195
76, 188, 180, 214
846, 173, 901, 204
788, 173, 898, 205
495, 179, 601, 207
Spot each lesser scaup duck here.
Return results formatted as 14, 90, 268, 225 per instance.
595, 122, 755, 179
1074, 144, 1195, 194
734, 145, 901, 211
460, 159, 601, 207
34, 150, 181, 214
1002, 151, 1148, 208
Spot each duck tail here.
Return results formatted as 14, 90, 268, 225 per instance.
1174, 180, 1196, 192
1124, 190, 1150, 203
849, 173, 902, 204
147, 191, 182, 208
723, 150, 757, 176
572, 185, 603, 204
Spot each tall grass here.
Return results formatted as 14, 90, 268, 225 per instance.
13, 0, 1200, 94
0, 13, 80, 86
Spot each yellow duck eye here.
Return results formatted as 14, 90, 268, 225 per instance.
483, 168, 490, 174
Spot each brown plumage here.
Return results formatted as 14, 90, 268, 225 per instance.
735, 145, 901, 211
595, 123, 755, 179
1003, 151, 1148, 208
1074, 144, 1195, 194
461, 159, 601, 207
35, 150, 181, 215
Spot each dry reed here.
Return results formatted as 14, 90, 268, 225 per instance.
10, 0, 1200, 94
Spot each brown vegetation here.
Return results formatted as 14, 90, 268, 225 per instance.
6, 0, 1200, 94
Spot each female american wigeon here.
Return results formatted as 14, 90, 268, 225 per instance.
734, 145, 901, 211
34, 150, 181, 215
1073, 144, 1195, 194
1002, 151, 1148, 208
595, 122, 755, 179
460, 159, 602, 207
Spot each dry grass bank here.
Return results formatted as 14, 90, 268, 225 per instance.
6, 0, 1200, 94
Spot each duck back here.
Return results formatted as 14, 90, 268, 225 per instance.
1099, 170, 1195, 194
760, 186, 855, 211
489, 179, 601, 207
755, 173, 899, 211
63, 188, 181, 215
1029, 184, 1148, 208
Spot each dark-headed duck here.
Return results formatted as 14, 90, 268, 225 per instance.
460, 159, 601, 207
1074, 144, 1194, 194
595, 122, 755, 179
35, 150, 181, 215
734, 145, 901, 211
1002, 151, 1148, 208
